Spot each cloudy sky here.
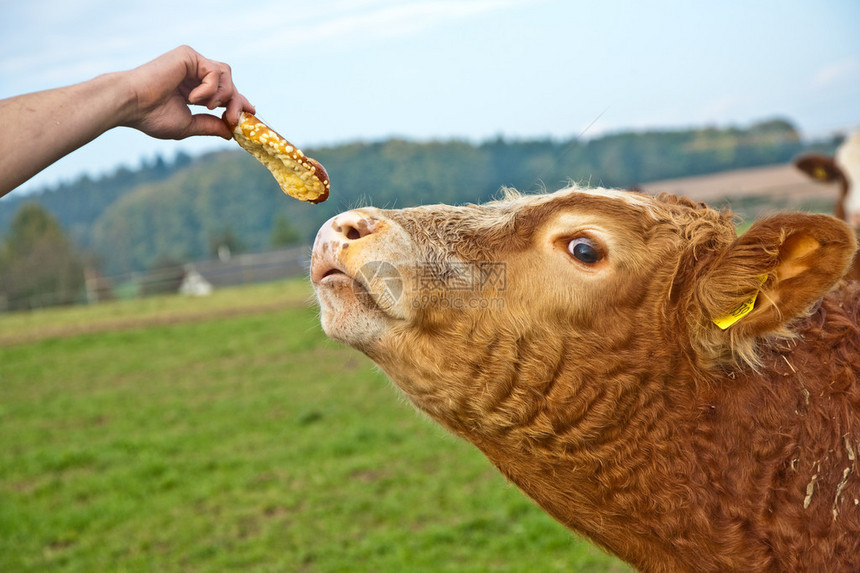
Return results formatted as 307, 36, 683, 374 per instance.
2, 0, 858, 195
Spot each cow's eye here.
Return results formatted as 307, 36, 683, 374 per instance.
567, 237, 602, 264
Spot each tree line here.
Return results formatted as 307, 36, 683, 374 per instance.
0, 117, 841, 309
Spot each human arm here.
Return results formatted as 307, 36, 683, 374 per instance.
0, 45, 254, 196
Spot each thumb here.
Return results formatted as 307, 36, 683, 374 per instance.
186, 113, 233, 140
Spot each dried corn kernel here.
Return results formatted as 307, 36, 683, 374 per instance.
231, 112, 330, 204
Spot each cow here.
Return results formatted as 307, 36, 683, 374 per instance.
310, 186, 860, 572
795, 129, 860, 280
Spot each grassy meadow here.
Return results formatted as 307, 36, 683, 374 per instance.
0, 279, 630, 572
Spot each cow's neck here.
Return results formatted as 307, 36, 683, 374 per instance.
467, 344, 699, 570
382, 320, 705, 569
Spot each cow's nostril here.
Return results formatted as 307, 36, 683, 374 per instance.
331, 211, 378, 241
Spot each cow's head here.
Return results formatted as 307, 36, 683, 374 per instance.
795, 130, 860, 226
311, 187, 855, 435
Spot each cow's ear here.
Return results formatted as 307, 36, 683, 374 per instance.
691, 213, 856, 362
794, 154, 845, 184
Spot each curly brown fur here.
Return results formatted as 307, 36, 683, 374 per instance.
312, 186, 860, 572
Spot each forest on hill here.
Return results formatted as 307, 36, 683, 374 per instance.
0, 118, 841, 303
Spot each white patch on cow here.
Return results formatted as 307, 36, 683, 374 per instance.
837, 130, 860, 221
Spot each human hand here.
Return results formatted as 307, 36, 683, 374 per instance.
120, 45, 255, 140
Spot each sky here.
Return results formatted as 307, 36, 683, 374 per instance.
2, 0, 859, 196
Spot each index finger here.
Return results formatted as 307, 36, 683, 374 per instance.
223, 93, 256, 129
187, 68, 223, 108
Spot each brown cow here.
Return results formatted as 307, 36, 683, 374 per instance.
795, 129, 860, 280
311, 187, 860, 572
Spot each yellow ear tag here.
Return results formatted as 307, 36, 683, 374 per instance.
712, 276, 767, 330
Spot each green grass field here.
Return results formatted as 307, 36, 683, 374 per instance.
0, 279, 630, 572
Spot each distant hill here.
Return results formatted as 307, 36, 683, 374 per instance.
0, 118, 840, 275
0, 153, 195, 251
641, 163, 841, 222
